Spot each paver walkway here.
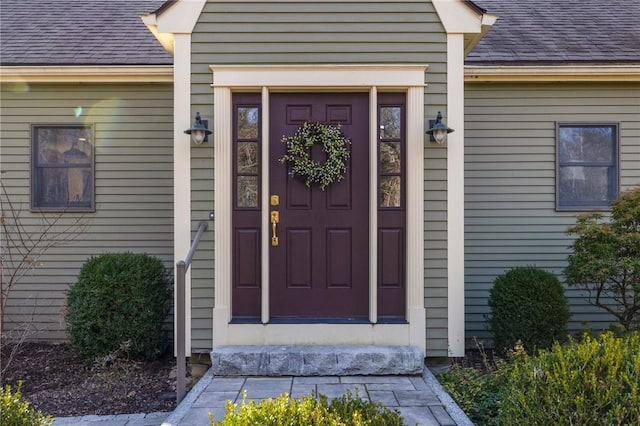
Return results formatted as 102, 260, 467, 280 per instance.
54, 412, 170, 426
162, 369, 471, 426
54, 369, 471, 426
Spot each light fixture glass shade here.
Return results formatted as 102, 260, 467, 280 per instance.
433, 128, 447, 143
191, 130, 206, 144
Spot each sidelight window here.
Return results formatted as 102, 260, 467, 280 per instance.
378, 106, 404, 208
235, 106, 261, 208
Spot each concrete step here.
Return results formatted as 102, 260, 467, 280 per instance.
209, 345, 424, 376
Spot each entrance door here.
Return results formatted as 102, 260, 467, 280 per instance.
269, 93, 369, 319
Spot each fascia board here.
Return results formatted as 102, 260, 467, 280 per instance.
432, 0, 485, 34
0, 66, 173, 83
141, 14, 175, 55
154, 0, 206, 34
465, 65, 640, 82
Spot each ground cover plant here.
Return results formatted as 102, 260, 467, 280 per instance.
211, 390, 404, 426
437, 340, 518, 425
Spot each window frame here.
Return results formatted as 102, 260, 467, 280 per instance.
30, 124, 95, 212
555, 122, 619, 212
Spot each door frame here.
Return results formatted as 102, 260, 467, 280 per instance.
212, 65, 427, 353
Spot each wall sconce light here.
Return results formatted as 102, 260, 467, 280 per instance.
184, 112, 212, 144
426, 111, 454, 144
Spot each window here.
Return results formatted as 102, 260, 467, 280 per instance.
556, 123, 618, 211
31, 125, 94, 211
234, 105, 260, 209
378, 105, 404, 208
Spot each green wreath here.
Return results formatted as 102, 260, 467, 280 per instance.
279, 121, 351, 190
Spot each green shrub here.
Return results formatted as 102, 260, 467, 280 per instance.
497, 332, 640, 425
65, 252, 172, 362
488, 266, 570, 353
565, 186, 640, 331
1, 382, 53, 426
211, 390, 403, 425
327, 391, 404, 425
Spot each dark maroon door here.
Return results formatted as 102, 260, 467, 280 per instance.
269, 93, 369, 319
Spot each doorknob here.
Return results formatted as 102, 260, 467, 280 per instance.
270, 211, 279, 247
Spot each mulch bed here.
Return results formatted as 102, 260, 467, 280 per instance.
1, 341, 177, 417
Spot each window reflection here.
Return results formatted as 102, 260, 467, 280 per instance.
557, 124, 618, 210
235, 104, 261, 209
237, 142, 259, 174
379, 105, 403, 208
237, 107, 259, 139
33, 126, 93, 210
380, 107, 401, 139
380, 142, 401, 174
380, 176, 401, 207
237, 176, 258, 208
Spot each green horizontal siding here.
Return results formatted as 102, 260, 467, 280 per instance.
0, 82, 174, 342
464, 81, 640, 345
189, 0, 448, 355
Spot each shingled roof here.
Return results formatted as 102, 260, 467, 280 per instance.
2, 0, 638, 67
468, 0, 640, 65
0, 0, 172, 66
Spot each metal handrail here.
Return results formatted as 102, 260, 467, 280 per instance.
175, 220, 209, 403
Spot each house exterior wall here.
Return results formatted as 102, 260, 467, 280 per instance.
0, 82, 174, 341
464, 81, 640, 343
187, 0, 450, 355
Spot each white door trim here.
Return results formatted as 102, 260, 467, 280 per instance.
211, 65, 427, 354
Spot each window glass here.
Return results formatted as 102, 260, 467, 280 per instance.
379, 176, 401, 207
237, 176, 258, 208
237, 142, 259, 174
32, 125, 94, 211
235, 104, 260, 209
378, 105, 403, 208
237, 107, 259, 140
557, 124, 618, 210
558, 126, 614, 163
379, 107, 401, 139
380, 142, 401, 174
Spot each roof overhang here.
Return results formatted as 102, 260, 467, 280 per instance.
432, 0, 498, 56
141, 0, 207, 56
465, 64, 640, 82
144, 0, 497, 58
0, 66, 173, 83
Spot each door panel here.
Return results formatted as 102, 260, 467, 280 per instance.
287, 228, 313, 288
269, 92, 369, 319
326, 228, 352, 288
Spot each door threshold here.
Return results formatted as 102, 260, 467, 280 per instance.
229, 317, 407, 324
